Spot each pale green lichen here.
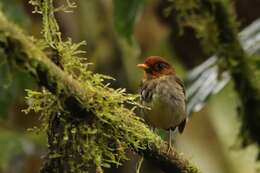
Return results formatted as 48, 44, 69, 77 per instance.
23, 0, 160, 172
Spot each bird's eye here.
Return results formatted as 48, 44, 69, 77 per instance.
154, 63, 165, 72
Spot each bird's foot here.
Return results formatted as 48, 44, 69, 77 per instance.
167, 143, 174, 154
167, 129, 174, 154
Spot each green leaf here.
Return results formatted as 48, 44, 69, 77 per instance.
113, 0, 144, 41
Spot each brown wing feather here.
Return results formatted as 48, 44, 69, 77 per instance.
174, 76, 185, 97
174, 76, 187, 133
178, 119, 186, 133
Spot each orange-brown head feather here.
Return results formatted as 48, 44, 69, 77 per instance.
137, 56, 175, 78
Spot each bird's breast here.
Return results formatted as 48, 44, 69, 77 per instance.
140, 76, 186, 130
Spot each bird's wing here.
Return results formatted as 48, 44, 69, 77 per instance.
178, 119, 186, 133
139, 80, 148, 102
139, 79, 157, 103
173, 76, 188, 133
174, 76, 186, 99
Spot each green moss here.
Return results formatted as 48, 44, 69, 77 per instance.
0, 1, 199, 172
21, 1, 161, 172
168, 0, 220, 54
24, 86, 160, 172
168, 0, 260, 157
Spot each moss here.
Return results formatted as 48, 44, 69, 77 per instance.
168, 0, 220, 54
168, 0, 260, 158
1, 0, 158, 171
0, 1, 200, 172
24, 87, 160, 172
21, 0, 161, 172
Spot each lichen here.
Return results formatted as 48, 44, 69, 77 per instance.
22, 0, 161, 172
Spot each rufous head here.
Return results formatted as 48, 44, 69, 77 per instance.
137, 56, 175, 78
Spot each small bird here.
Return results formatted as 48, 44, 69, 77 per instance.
137, 56, 187, 149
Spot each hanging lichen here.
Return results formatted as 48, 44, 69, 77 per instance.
21, 0, 161, 172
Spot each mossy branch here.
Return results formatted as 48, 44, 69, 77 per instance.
167, 0, 260, 157
209, 1, 260, 153
0, 11, 200, 173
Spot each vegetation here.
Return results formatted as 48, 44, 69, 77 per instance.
0, 0, 259, 173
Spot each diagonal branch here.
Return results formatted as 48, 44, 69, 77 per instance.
0, 11, 200, 173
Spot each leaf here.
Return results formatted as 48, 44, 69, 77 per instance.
113, 0, 144, 41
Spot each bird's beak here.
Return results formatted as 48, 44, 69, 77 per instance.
137, 63, 149, 70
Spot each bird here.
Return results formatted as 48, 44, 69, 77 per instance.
137, 56, 187, 150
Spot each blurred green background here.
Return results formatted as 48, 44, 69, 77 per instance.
0, 0, 259, 172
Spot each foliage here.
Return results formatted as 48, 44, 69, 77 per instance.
165, 0, 236, 56
113, 0, 144, 42
0, 0, 258, 171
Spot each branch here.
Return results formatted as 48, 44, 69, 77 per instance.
166, 0, 260, 159
194, 0, 260, 155
187, 18, 260, 115
0, 11, 200, 173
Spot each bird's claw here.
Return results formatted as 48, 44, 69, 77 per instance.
167, 143, 174, 154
